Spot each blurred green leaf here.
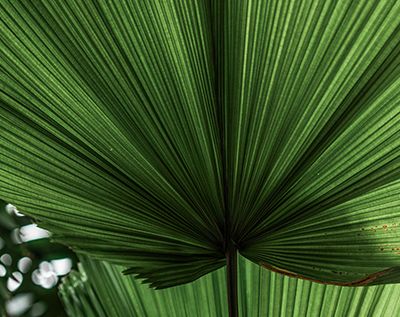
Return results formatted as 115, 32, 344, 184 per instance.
0, 201, 16, 230
0, 200, 76, 317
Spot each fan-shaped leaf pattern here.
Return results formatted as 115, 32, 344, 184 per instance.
1, 0, 399, 287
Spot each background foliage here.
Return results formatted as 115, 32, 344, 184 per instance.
0, 201, 77, 317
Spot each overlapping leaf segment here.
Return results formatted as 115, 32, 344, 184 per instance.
1, 0, 399, 288
60, 256, 400, 317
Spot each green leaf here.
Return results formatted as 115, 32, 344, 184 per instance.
59, 270, 107, 317
59, 255, 400, 317
1, 0, 399, 291
218, 0, 400, 285
60, 256, 228, 317
1, 0, 225, 286
242, 180, 400, 285
0, 200, 17, 230
237, 256, 400, 317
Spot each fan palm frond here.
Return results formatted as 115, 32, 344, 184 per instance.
1, 2, 400, 315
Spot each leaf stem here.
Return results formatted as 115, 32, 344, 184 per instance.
226, 243, 238, 317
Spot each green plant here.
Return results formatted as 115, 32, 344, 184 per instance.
1, 0, 399, 316
59, 255, 400, 317
0, 201, 76, 317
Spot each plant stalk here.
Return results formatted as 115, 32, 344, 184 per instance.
226, 244, 238, 317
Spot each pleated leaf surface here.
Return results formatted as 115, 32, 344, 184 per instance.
1, 0, 225, 287
59, 255, 400, 317
1, 0, 399, 287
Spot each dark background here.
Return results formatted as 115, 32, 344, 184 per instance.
0, 200, 77, 317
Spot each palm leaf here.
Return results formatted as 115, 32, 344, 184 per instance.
1, 1, 400, 313
1, 0, 225, 287
59, 255, 400, 317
